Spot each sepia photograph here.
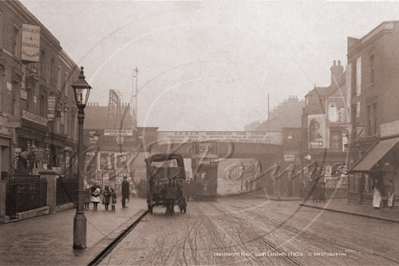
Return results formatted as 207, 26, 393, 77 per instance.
0, 0, 399, 265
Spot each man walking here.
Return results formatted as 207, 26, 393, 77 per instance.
122, 176, 130, 208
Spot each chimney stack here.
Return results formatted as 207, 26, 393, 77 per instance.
330, 60, 344, 85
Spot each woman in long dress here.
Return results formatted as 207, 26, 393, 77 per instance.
388, 179, 395, 209
372, 179, 382, 209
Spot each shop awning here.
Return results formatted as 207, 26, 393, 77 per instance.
349, 138, 399, 173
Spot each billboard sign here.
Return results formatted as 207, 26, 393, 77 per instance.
308, 114, 325, 148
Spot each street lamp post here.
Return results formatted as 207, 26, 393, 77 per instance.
72, 67, 92, 250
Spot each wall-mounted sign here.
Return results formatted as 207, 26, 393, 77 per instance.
104, 130, 133, 136
47, 96, 56, 121
284, 155, 295, 161
22, 110, 47, 127
157, 131, 283, 145
21, 24, 40, 62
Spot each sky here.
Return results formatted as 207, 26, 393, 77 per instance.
19, 0, 399, 131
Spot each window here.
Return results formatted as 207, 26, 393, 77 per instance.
50, 58, 56, 84
12, 82, 18, 116
27, 88, 34, 112
64, 72, 68, 96
367, 105, 371, 136
60, 111, 65, 134
64, 106, 69, 135
71, 112, 76, 139
40, 50, 46, 78
351, 62, 357, 95
57, 66, 62, 91
13, 25, 21, 59
39, 94, 47, 117
372, 103, 377, 135
330, 130, 342, 150
351, 105, 357, 137
0, 13, 3, 48
366, 102, 378, 136
370, 54, 374, 84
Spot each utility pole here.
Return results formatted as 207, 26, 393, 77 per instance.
268, 93, 270, 131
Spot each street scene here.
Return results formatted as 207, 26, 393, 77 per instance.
1, 0, 399, 265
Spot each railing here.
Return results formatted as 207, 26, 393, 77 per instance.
6, 177, 47, 219
56, 178, 77, 206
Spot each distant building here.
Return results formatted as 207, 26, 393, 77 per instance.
300, 60, 348, 194
244, 121, 261, 131
83, 101, 158, 187
256, 95, 304, 131
347, 21, 399, 205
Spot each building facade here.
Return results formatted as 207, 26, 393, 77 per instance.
0, 1, 80, 178
347, 21, 399, 205
301, 60, 348, 195
256, 95, 305, 131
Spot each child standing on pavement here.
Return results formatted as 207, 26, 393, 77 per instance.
84, 187, 91, 210
110, 187, 117, 211
102, 186, 111, 211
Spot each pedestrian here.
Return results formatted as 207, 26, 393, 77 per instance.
84, 186, 91, 210
122, 176, 130, 208
91, 183, 102, 210
110, 188, 117, 211
372, 179, 382, 209
245, 179, 249, 191
102, 186, 111, 211
388, 179, 395, 210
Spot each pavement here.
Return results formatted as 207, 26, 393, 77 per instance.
1, 193, 398, 265
0, 196, 148, 266
220, 190, 399, 223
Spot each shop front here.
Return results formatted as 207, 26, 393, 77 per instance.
348, 137, 399, 205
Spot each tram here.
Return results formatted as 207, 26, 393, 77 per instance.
184, 142, 218, 201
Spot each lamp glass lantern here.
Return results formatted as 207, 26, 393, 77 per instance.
72, 67, 92, 107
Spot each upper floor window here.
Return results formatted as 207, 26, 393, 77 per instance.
39, 93, 47, 117
370, 54, 375, 84
351, 63, 356, 95
40, 50, 46, 77
13, 25, 21, 59
57, 66, 62, 91
50, 58, 56, 84
64, 72, 69, 96
366, 102, 378, 136
0, 13, 3, 48
330, 130, 342, 150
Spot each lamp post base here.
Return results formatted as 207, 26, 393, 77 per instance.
73, 213, 87, 250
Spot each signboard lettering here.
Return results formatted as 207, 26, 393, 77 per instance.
21, 24, 40, 62
157, 131, 282, 145
22, 110, 47, 126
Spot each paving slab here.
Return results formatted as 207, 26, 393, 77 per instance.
300, 198, 399, 223
0, 197, 147, 266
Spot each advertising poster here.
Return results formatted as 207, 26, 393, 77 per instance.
100, 152, 115, 170
327, 98, 347, 123
116, 152, 128, 169
308, 114, 325, 148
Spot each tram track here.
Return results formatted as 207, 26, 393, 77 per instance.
206, 197, 399, 265
194, 200, 302, 266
